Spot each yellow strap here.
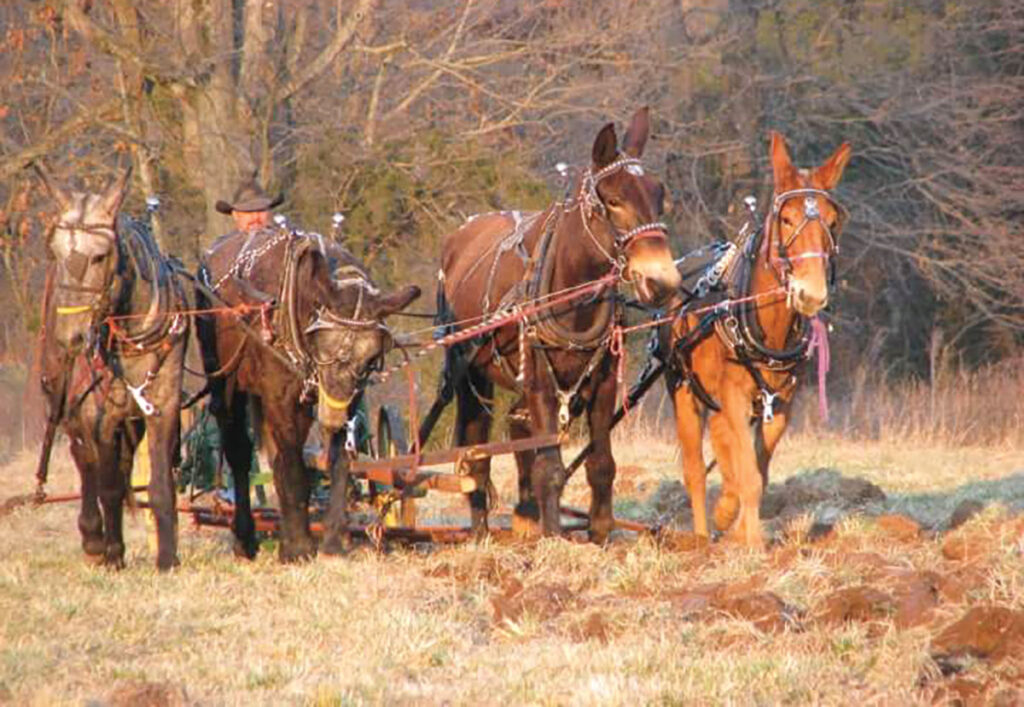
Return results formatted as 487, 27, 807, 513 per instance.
318, 383, 349, 411
55, 304, 93, 315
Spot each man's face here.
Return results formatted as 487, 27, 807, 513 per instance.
232, 209, 270, 232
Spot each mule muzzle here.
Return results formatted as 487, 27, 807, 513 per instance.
627, 260, 682, 307
317, 382, 353, 432
787, 278, 829, 317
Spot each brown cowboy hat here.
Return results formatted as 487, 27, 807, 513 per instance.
215, 179, 284, 215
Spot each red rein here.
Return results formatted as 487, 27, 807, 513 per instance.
808, 317, 831, 423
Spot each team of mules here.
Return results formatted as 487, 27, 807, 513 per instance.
31, 109, 851, 568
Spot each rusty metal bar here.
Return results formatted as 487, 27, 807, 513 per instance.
350, 434, 561, 474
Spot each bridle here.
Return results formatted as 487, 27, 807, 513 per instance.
763, 187, 848, 286
49, 216, 122, 348
274, 240, 392, 409
575, 156, 670, 274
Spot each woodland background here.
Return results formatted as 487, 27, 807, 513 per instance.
0, 0, 1022, 453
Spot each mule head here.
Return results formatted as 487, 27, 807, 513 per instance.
305, 253, 421, 430
587, 107, 681, 306
35, 163, 131, 349
768, 133, 851, 317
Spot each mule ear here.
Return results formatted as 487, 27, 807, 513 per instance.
622, 106, 650, 158
592, 122, 618, 169
813, 142, 852, 190
377, 284, 421, 317
769, 131, 799, 191
100, 165, 132, 215
32, 160, 71, 210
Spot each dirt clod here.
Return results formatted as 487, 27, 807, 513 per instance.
890, 572, 941, 628
568, 610, 619, 644
426, 554, 505, 585
491, 579, 574, 626
818, 585, 895, 625
761, 468, 886, 521
932, 607, 1024, 667
929, 675, 990, 706
936, 566, 990, 604
657, 529, 709, 553
876, 514, 922, 541
715, 591, 798, 633
108, 681, 188, 707
949, 500, 986, 530
942, 530, 993, 563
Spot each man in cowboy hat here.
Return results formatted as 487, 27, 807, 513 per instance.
215, 179, 284, 233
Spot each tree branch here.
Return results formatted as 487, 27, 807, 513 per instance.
0, 99, 122, 179
277, 0, 378, 102
63, 0, 183, 88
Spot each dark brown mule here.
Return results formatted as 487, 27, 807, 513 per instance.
439, 108, 681, 542
669, 133, 851, 548
196, 228, 419, 562
35, 165, 187, 570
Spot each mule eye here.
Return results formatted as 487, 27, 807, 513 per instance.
91, 254, 105, 264
781, 216, 794, 227
606, 198, 622, 209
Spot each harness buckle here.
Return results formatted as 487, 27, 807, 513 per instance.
557, 391, 571, 431
127, 371, 158, 416
344, 417, 358, 454
761, 389, 777, 423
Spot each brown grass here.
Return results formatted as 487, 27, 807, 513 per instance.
2, 430, 1024, 705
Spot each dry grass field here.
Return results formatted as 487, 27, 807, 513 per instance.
2, 427, 1024, 706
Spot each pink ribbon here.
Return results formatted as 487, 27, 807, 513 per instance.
807, 316, 830, 422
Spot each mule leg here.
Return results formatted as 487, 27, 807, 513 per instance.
672, 383, 710, 538
755, 395, 791, 488
719, 388, 764, 548
69, 433, 104, 559
145, 400, 181, 571
525, 384, 565, 537
320, 428, 351, 556
218, 392, 259, 559
585, 373, 617, 544
455, 368, 493, 536
96, 427, 129, 569
508, 396, 540, 537
264, 405, 315, 562
708, 412, 740, 533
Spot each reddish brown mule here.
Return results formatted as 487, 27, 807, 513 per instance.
439, 108, 681, 541
669, 132, 851, 548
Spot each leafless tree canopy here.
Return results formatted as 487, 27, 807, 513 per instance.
1, 0, 1022, 382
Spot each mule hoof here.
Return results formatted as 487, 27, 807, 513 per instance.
233, 536, 259, 560
83, 538, 105, 557
512, 514, 542, 541
279, 540, 316, 564
320, 533, 351, 557
83, 552, 105, 566
512, 500, 541, 540
102, 553, 126, 570
156, 554, 181, 572
587, 527, 611, 546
